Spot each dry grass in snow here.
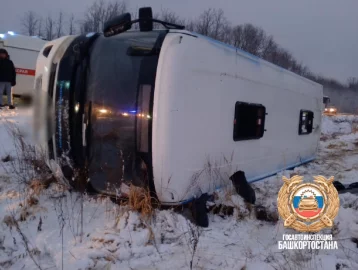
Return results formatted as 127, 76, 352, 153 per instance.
1, 109, 358, 270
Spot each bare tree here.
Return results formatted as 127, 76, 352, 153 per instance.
304, 71, 317, 82
68, 13, 76, 35
210, 9, 230, 41
300, 65, 311, 77
316, 76, 345, 89
152, 12, 161, 30
45, 15, 55, 41
347, 77, 358, 89
21, 11, 39, 36
240, 24, 266, 55
79, 0, 127, 33
79, 20, 93, 35
194, 8, 215, 36
288, 57, 300, 73
56, 11, 64, 38
131, 11, 140, 30
159, 8, 185, 26
191, 8, 231, 42
185, 19, 196, 32
37, 18, 43, 37
231, 24, 263, 55
220, 23, 233, 44
261, 35, 278, 60
231, 25, 244, 47
274, 48, 293, 69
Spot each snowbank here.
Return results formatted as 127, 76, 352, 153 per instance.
330, 114, 358, 123
321, 116, 353, 136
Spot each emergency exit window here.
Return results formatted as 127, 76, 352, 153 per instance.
299, 110, 314, 135
233, 101, 266, 141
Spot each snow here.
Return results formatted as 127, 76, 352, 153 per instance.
329, 115, 358, 123
1, 109, 358, 270
321, 114, 358, 136
322, 117, 352, 135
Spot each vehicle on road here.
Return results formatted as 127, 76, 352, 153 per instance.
323, 96, 338, 115
324, 106, 338, 115
323, 96, 330, 108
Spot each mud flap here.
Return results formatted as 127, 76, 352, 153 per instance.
230, 171, 256, 204
191, 193, 209, 228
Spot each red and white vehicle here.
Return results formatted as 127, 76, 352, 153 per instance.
0, 31, 47, 97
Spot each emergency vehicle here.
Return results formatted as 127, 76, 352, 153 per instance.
0, 31, 46, 97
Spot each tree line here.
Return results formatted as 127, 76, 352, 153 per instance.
20, 0, 357, 90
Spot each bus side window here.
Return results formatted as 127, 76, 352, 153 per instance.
299, 110, 314, 135
233, 101, 266, 141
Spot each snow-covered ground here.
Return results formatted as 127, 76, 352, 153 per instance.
1, 108, 358, 270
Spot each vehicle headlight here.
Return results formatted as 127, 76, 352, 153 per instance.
329, 108, 336, 112
99, 109, 108, 114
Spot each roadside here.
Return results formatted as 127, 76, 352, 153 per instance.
0, 109, 358, 270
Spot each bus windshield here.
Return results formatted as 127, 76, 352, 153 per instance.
85, 30, 166, 195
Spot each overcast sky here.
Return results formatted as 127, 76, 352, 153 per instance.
1, 0, 357, 83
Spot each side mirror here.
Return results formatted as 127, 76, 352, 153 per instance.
103, 7, 185, 37
139, 7, 153, 32
103, 13, 132, 37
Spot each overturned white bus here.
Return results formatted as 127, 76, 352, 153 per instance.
34, 7, 323, 226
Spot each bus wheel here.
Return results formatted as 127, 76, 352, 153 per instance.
191, 193, 209, 227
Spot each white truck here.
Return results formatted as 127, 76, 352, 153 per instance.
0, 31, 46, 97
34, 7, 323, 226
